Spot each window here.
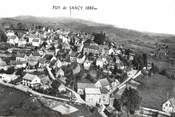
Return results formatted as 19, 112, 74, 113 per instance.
169, 104, 171, 107
33, 39, 39, 42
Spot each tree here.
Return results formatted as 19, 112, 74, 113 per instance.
5, 66, 15, 74
143, 53, 147, 68
121, 87, 142, 114
0, 29, 7, 42
113, 99, 122, 111
93, 32, 106, 45
16, 68, 24, 76
16, 22, 26, 29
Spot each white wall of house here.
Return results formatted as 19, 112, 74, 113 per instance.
0, 74, 17, 83
86, 94, 101, 106
77, 88, 84, 95
16, 56, 27, 62
22, 77, 41, 87
83, 61, 91, 70
162, 100, 175, 114
96, 60, 104, 68
32, 38, 41, 47
95, 81, 102, 88
100, 94, 110, 105
31, 77, 41, 85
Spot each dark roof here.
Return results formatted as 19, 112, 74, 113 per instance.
43, 54, 53, 60
32, 51, 40, 56
77, 83, 95, 89
84, 45, 99, 50
16, 53, 26, 58
100, 88, 109, 94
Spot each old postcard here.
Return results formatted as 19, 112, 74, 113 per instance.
0, 0, 174, 116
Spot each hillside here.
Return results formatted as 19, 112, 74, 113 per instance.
0, 16, 174, 57
0, 16, 175, 58
0, 16, 175, 113
0, 84, 63, 117
0, 16, 174, 41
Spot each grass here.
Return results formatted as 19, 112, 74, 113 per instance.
137, 74, 175, 110
0, 84, 63, 116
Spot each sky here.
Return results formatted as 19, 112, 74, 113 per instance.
0, 0, 175, 34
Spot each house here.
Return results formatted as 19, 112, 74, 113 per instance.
50, 55, 57, 62
32, 51, 41, 58
0, 58, 7, 70
32, 38, 41, 47
55, 59, 62, 68
115, 56, 121, 64
22, 73, 41, 87
111, 79, 120, 89
6, 32, 19, 45
69, 51, 77, 62
95, 78, 111, 90
56, 68, 64, 77
27, 53, 40, 67
127, 70, 137, 78
103, 106, 115, 117
77, 83, 95, 95
100, 88, 110, 105
58, 83, 66, 93
83, 44, 99, 55
72, 63, 81, 75
99, 45, 109, 55
108, 48, 115, 55
83, 60, 92, 70
77, 55, 86, 64
129, 53, 134, 61
43, 53, 53, 62
11, 61, 27, 69
96, 58, 104, 68
38, 58, 46, 68
62, 42, 71, 50
18, 39, 27, 47
39, 75, 52, 90
59, 76, 67, 84
0, 73, 18, 83
85, 88, 101, 106
38, 50, 45, 56
117, 62, 125, 70
162, 97, 175, 114
16, 53, 28, 62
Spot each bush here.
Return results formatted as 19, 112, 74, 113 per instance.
159, 69, 167, 76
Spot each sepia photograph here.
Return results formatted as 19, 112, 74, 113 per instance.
0, 0, 175, 116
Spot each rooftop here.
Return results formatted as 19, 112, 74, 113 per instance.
77, 83, 95, 89
97, 78, 110, 87
169, 97, 175, 109
23, 73, 39, 81
85, 88, 101, 95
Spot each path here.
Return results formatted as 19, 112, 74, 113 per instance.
108, 70, 142, 95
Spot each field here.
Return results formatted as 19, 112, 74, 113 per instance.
137, 74, 175, 110
0, 84, 64, 116
0, 84, 102, 117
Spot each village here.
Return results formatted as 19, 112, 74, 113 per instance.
0, 23, 173, 117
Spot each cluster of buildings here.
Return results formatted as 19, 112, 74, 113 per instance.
4, 24, 174, 116
0, 25, 137, 99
